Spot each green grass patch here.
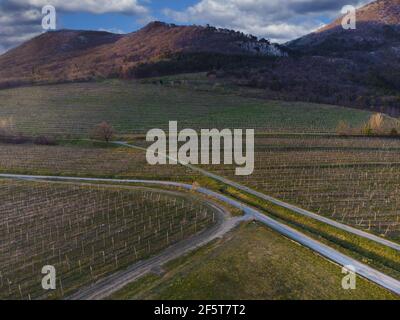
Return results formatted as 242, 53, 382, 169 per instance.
109, 223, 398, 300
58, 139, 117, 149
223, 187, 400, 280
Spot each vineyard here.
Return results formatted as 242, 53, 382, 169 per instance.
0, 143, 197, 181
0, 179, 217, 299
204, 136, 400, 241
0, 80, 372, 136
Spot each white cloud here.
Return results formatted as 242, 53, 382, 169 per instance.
10, 0, 148, 15
0, 5, 43, 54
98, 28, 125, 34
0, 0, 150, 54
164, 0, 374, 43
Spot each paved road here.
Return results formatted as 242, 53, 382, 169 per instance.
114, 141, 400, 252
1, 173, 400, 296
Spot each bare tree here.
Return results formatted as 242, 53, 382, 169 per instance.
90, 122, 115, 142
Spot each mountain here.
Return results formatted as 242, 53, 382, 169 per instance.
0, 30, 123, 88
0, 21, 286, 88
231, 0, 400, 116
1, 1, 399, 116
288, 0, 400, 57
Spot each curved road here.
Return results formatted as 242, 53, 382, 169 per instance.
1, 173, 399, 296
66, 189, 248, 300
114, 141, 400, 252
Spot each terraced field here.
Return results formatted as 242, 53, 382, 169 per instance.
0, 80, 372, 136
0, 179, 216, 299
203, 136, 400, 241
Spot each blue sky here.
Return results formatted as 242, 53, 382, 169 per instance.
58, 1, 201, 33
0, 0, 373, 53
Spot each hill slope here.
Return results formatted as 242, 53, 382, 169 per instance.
0, 22, 286, 88
1, 1, 399, 116
288, 0, 400, 56
226, 0, 400, 115
0, 30, 123, 87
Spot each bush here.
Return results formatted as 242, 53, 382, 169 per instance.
336, 120, 352, 135
0, 133, 30, 144
368, 113, 385, 135
361, 124, 374, 136
0, 121, 30, 144
0, 118, 58, 145
34, 136, 57, 145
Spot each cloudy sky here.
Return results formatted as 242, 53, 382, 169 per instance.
0, 0, 373, 54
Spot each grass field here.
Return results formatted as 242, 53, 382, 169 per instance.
0, 80, 373, 136
202, 135, 400, 241
0, 179, 216, 299
110, 222, 398, 300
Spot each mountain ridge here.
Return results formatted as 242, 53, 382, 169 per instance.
0, 21, 286, 88
287, 0, 400, 55
222, 0, 400, 116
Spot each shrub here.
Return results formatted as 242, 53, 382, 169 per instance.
368, 113, 385, 134
336, 120, 353, 135
0, 133, 30, 144
34, 136, 57, 145
0, 117, 15, 137
361, 123, 374, 136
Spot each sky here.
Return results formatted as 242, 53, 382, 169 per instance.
0, 0, 373, 54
